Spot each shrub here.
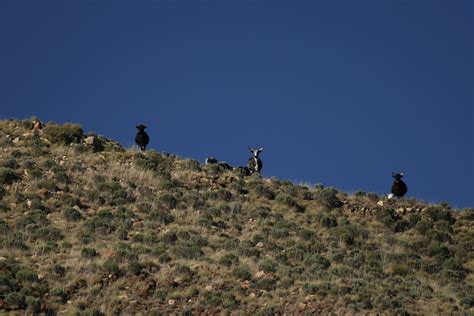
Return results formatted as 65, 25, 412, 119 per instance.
172, 241, 203, 259
258, 259, 277, 273
50, 288, 68, 303
43, 123, 83, 145
1, 158, 19, 169
232, 265, 252, 281
63, 207, 82, 222
425, 207, 455, 224
276, 194, 305, 213
200, 291, 237, 308
255, 184, 276, 200
219, 253, 239, 267
5, 292, 26, 310
102, 259, 121, 276
426, 243, 451, 258
303, 254, 330, 271
315, 188, 342, 209
320, 214, 338, 228
159, 193, 178, 209
81, 248, 99, 259
16, 269, 38, 283
0, 167, 20, 185
149, 208, 175, 224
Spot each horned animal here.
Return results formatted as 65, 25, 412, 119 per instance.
391, 172, 408, 198
135, 124, 150, 151
247, 147, 263, 174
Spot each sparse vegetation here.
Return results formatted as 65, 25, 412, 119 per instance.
0, 119, 471, 314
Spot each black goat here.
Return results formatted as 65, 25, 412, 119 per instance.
247, 147, 263, 174
135, 124, 150, 151
391, 172, 408, 198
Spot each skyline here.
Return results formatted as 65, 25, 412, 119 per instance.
0, 0, 472, 207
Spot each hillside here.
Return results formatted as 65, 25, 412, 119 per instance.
0, 119, 473, 315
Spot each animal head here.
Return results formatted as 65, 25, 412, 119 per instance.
392, 172, 404, 180
248, 147, 264, 157
136, 124, 147, 131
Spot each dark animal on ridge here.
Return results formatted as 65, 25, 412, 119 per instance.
135, 124, 150, 151
247, 147, 263, 175
391, 172, 408, 198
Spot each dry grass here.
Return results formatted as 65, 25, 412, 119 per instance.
0, 119, 472, 314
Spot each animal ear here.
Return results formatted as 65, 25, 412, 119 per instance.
248, 147, 253, 152
258, 148, 264, 152
400, 172, 404, 177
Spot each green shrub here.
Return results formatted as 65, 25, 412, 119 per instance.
159, 193, 178, 209
50, 287, 68, 303
315, 188, 342, 208
172, 241, 203, 260
63, 207, 82, 222
219, 253, 239, 267
320, 214, 338, 228
258, 259, 277, 273
1, 158, 19, 169
81, 248, 99, 259
0, 167, 20, 185
425, 207, 455, 224
276, 194, 305, 213
31, 226, 63, 241
303, 254, 330, 271
255, 184, 276, 200
200, 291, 237, 308
5, 291, 26, 309
149, 208, 175, 224
102, 259, 121, 276
16, 269, 38, 283
232, 265, 252, 281
43, 123, 83, 145
26, 296, 42, 313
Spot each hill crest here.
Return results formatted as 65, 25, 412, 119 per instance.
0, 119, 472, 314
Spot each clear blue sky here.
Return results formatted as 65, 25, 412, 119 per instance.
1, 0, 473, 208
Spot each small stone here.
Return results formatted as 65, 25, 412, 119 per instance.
205, 285, 213, 291
168, 299, 176, 305
256, 242, 264, 248
37, 273, 45, 280
27, 199, 32, 208
255, 271, 266, 279
84, 136, 96, 145
377, 200, 384, 206
13, 137, 20, 144
249, 293, 256, 298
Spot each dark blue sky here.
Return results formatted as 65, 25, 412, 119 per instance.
1, 0, 473, 208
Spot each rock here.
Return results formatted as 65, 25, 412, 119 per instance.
12, 137, 20, 144
256, 242, 264, 248
37, 273, 45, 280
249, 293, 256, 298
377, 200, 384, 206
168, 299, 176, 305
27, 199, 32, 208
84, 136, 96, 145
255, 271, 266, 279
205, 285, 213, 291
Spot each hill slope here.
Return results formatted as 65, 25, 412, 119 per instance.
0, 119, 473, 314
